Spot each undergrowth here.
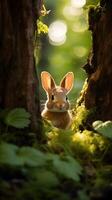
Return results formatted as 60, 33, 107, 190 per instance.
0, 104, 112, 200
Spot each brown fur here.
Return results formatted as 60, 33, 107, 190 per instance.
41, 71, 74, 129
42, 109, 72, 129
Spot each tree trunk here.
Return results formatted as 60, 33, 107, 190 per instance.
0, 0, 43, 134
82, 0, 112, 122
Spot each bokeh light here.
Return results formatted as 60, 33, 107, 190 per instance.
38, 0, 99, 100
48, 20, 67, 46
72, 21, 87, 32
71, 0, 86, 8
63, 6, 83, 19
74, 46, 87, 58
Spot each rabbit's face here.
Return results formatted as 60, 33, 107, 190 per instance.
46, 86, 69, 112
41, 71, 74, 112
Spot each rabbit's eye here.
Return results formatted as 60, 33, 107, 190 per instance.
51, 95, 54, 101
66, 96, 68, 101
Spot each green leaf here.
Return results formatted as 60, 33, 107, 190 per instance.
17, 147, 46, 167
77, 190, 90, 200
92, 120, 103, 130
0, 143, 23, 166
47, 154, 82, 181
0, 143, 47, 167
31, 169, 59, 188
5, 108, 31, 128
93, 120, 112, 139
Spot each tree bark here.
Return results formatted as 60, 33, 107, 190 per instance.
82, 0, 112, 122
0, 0, 43, 134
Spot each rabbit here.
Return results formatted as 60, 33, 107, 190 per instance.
41, 71, 74, 129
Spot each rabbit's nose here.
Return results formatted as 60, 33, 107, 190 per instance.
56, 103, 65, 109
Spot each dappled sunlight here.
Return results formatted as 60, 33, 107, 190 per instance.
72, 130, 105, 155
48, 20, 67, 46
45, 119, 106, 159
44, 103, 106, 159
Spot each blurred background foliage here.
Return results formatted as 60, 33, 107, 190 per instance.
37, 0, 99, 102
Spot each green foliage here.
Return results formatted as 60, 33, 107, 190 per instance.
0, 143, 46, 166
0, 143, 20, 166
77, 189, 90, 200
18, 146, 46, 167
0, 142, 82, 180
1, 105, 112, 200
46, 123, 106, 161
72, 104, 90, 131
47, 128, 74, 152
31, 169, 59, 188
40, 99, 112, 199
1, 0, 111, 199
46, 153, 82, 181
38, 0, 99, 100
93, 120, 112, 139
4, 108, 31, 128
0, 140, 84, 199
37, 20, 49, 34
72, 130, 106, 158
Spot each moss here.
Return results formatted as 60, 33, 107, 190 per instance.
76, 78, 88, 107
72, 130, 106, 159
45, 114, 108, 162
72, 104, 90, 131
47, 128, 74, 153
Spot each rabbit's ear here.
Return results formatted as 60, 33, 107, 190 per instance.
60, 72, 74, 93
41, 71, 56, 92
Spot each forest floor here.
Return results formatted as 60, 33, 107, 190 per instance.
0, 103, 112, 200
